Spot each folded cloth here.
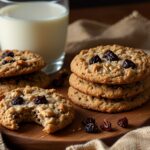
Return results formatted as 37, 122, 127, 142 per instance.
65, 11, 150, 54
66, 127, 150, 150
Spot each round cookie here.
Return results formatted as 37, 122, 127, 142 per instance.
0, 50, 45, 78
0, 86, 74, 133
68, 87, 150, 113
0, 72, 50, 98
69, 73, 150, 99
71, 44, 150, 84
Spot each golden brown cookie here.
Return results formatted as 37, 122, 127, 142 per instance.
69, 73, 150, 99
71, 45, 150, 84
0, 86, 74, 133
0, 50, 45, 78
68, 87, 150, 113
0, 71, 50, 98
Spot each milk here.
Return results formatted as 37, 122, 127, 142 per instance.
0, 2, 68, 64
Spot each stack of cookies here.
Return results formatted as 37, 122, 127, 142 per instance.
0, 49, 50, 97
68, 44, 150, 113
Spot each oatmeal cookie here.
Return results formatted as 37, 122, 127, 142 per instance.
69, 73, 150, 99
68, 87, 150, 113
71, 45, 150, 84
0, 86, 74, 133
0, 50, 45, 78
0, 72, 50, 98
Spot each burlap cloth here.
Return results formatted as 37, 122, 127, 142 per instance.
0, 11, 150, 150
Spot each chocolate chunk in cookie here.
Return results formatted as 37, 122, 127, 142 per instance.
122, 59, 136, 69
103, 50, 119, 61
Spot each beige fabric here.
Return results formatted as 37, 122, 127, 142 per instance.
66, 127, 150, 150
66, 11, 150, 54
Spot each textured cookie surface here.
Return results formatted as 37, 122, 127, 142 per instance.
0, 86, 74, 133
0, 50, 45, 78
68, 87, 150, 113
71, 45, 150, 84
0, 72, 50, 98
69, 73, 150, 99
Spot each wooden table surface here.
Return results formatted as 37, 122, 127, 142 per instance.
70, 2, 150, 24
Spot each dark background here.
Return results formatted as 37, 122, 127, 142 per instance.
70, 0, 150, 8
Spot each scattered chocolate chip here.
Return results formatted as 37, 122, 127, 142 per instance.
2, 59, 15, 65
12, 96, 24, 105
89, 55, 102, 64
82, 117, 95, 125
117, 117, 128, 128
82, 117, 100, 133
84, 122, 100, 133
34, 96, 48, 104
103, 50, 119, 61
2, 51, 14, 58
122, 59, 136, 69
100, 119, 112, 131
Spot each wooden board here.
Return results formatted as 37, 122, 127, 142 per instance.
1, 83, 150, 150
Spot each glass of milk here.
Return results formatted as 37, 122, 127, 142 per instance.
0, 0, 69, 74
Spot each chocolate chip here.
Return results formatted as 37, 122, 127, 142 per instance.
82, 117, 95, 125
100, 119, 112, 131
12, 96, 24, 105
34, 96, 48, 104
89, 55, 102, 64
103, 50, 119, 61
2, 59, 15, 65
84, 122, 100, 133
117, 117, 128, 128
2, 51, 14, 58
82, 117, 100, 133
122, 59, 136, 69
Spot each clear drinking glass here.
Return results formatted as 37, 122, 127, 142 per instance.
0, 0, 69, 74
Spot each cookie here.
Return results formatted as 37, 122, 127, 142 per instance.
0, 86, 74, 133
68, 87, 150, 113
0, 72, 50, 98
0, 50, 45, 78
69, 73, 150, 99
71, 44, 150, 84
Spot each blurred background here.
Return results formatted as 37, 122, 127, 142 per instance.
70, 0, 150, 8
69, 0, 150, 23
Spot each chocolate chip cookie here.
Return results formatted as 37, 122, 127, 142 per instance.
0, 50, 45, 78
71, 45, 150, 84
0, 72, 50, 98
68, 87, 150, 113
0, 86, 74, 133
69, 73, 150, 99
